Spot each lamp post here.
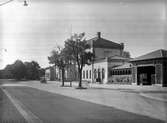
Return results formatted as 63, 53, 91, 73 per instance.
0, 0, 28, 6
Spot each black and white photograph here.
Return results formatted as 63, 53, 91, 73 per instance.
0, 0, 167, 122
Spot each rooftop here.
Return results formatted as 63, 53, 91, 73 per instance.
87, 32, 124, 49
131, 49, 167, 61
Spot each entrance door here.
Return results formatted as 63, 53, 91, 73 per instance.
137, 66, 155, 85
139, 73, 147, 85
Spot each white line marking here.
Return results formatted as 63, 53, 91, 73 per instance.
1, 88, 43, 123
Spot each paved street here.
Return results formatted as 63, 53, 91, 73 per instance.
19, 81, 167, 121
3, 86, 165, 123
0, 88, 26, 123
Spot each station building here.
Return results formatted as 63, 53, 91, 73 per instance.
109, 63, 132, 84
45, 32, 167, 87
45, 32, 130, 83
82, 32, 130, 84
130, 49, 167, 87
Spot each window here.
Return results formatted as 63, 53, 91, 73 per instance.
86, 70, 88, 79
83, 71, 85, 79
98, 69, 100, 78
89, 70, 91, 79
94, 69, 97, 79
102, 68, 105, 79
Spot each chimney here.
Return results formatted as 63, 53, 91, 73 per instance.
120, 43, 124, 50
97, 32, 101, 38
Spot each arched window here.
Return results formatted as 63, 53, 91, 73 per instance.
94, 69, 97, 79
83, 71, 85, 79
86, 70, 88, 79
115, 71, 117, 75
98, 69, 100, 78
102, 68, 105, 79
127, 70, 129, 75
120, 70, 122, 75
118, 71, 120, 75
89, 70, 91, 79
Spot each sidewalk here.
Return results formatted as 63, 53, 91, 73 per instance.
60, 81, 167, 102
2, 80, 167, 102
89, 83, 167, 102
7, 80, 167, 122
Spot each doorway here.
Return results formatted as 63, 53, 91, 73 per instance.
137, 66, 155, 85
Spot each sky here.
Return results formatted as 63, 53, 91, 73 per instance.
0, 0, 166, 69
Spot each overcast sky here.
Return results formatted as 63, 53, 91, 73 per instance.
0, 0, 166, 69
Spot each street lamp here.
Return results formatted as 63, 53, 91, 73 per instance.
0, 0, 28, 6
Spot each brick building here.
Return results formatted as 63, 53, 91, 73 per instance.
130, 49, 167, 87
82, 32, 130, 84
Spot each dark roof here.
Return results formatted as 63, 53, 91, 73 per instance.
131, 49, 167, 61
87, 37, 123, 49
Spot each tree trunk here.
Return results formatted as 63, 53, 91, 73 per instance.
78, 68, 82, 88
61, 68, 65, 86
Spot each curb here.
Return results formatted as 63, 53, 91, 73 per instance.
140, 93, 167, 102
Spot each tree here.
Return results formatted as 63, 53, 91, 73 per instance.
24, 61, 40, 80
48, 46, 70, 86
2, 64, 14, 79
38, 68, 45, 78
0, 60, 41, 80
122, 51, 131, 58
12, 60, 26, 80
64, 33, 93, 88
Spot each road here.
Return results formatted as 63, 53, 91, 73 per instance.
0, 88, 26, 123
2, 86, 165, 123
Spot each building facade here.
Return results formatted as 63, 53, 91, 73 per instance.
109, 63, 132, 84
82, 32, 130, 84
130, 49, 167, 87
45, 32, 130, 83
82, 56, 130, 84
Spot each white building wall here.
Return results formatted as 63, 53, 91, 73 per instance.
82, 59, 109, 84
45, 69, 50, 80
